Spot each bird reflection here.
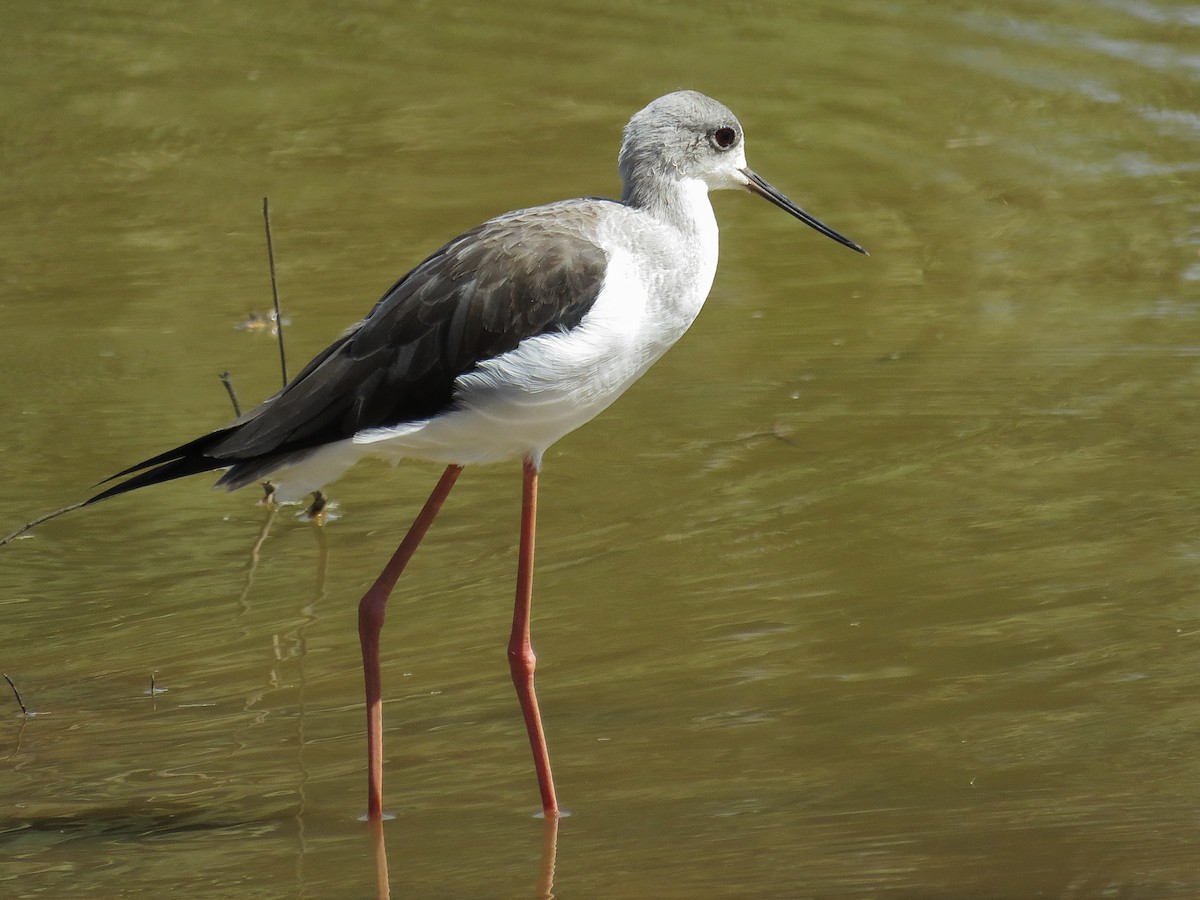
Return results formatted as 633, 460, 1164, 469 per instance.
367, 814, 560, 899
536, 813, 560, 899
369, 818, 390, 900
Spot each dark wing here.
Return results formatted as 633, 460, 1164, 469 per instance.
88, 201, 611, 504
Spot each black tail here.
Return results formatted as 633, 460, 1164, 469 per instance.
85, 428, 241, 506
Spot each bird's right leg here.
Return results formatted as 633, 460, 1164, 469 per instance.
358, 464, 463, 821
508, 456, 560, 818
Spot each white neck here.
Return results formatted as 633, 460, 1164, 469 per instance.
625, 174, 717, 249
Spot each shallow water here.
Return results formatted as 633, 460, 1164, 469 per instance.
3, 1, 1199, 897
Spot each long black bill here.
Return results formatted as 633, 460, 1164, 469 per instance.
743, 167, 868, 256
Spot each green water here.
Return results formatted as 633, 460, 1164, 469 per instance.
2, 1, 1199, 897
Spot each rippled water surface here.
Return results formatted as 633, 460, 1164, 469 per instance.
3, 1, 1199, 897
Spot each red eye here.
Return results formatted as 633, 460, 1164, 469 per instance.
712, 127, 737, 149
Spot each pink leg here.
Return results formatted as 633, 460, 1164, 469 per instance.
508, 457, 560, 818
359, 464, 463, 821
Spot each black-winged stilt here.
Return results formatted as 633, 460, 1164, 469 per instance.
48, 91, 868, 820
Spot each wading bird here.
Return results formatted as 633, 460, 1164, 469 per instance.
8, 91, 866, 820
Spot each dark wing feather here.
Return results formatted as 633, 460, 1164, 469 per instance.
88, 201, 612, 504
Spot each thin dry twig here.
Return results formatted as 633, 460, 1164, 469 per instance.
0, 501, 89, 548
218, 370, 243, 417
263, 197, 288, 388
4, 674, 29, 717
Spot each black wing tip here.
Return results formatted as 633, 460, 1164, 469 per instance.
87, 455, 227, 506
87, 422, 249, 502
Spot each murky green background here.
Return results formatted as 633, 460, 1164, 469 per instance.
3, 1, 1199, 897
